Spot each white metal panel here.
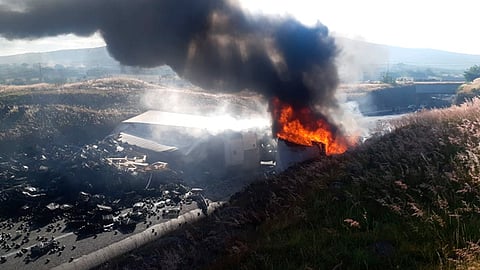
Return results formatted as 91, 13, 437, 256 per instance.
118, 132, 178, 152
275, 139, 322, 172
242, 131, 258, 150
122, 110, 269, 133
224, 137, 244, 166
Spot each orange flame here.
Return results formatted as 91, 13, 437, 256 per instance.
273, 98, 352, 155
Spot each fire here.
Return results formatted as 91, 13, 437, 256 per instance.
272, 98, 352, 155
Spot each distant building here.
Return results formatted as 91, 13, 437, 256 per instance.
395, 77, 414, 84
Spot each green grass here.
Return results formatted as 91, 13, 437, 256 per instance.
214, 98, 480, 270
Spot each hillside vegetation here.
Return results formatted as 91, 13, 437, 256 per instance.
0, 78, 149, 153
457, 78, 480, 104
217, 99, 480, 269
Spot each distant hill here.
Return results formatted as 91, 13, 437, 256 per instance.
336, 37, 480, 71
0, 46, 119, 67
1, 40, 479, 71
387, 46, 480, 70
0, 47, 184, 86
1, 40, 479, 84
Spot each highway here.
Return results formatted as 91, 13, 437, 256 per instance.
0, 201, 216, 270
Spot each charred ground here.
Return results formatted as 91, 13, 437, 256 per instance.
0, 78, 148, 153
0, 77, 272, 214
0, 77, 274, 269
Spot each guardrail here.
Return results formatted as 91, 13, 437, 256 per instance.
52, 201, 225, 270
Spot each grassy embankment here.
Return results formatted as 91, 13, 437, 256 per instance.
215, 99, 480, 269
0, 78, 148, 152
456, 78, 480, 104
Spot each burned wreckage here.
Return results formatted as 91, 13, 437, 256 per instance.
113, 110, 266, 175
111, 110, 326, 176
0, 109, 326, 265
0, 109, 325, 222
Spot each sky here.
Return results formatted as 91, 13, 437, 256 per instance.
0, 0, 479, 57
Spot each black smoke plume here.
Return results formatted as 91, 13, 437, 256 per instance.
0, 0, 340, 132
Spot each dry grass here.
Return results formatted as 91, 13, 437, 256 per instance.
339, 83, 393, 93
0, 77, 157, 94
458, 78, 480, 93
339, 83, 393, 98
0, 78, 149, 153
210, 98, 480, 269
456, 79, 480, 104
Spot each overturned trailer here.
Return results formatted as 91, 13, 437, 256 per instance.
113, 110, 272, 176
112, 110, 326, 178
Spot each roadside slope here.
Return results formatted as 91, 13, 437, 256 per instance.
219, 98, 480, 269
99, 98, 480, 269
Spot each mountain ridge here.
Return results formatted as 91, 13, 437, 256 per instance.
0, 46, 118, 67
336, 37, 480, 71
1, 39, 479, 72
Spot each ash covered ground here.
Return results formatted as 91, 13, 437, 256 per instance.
0, 77, 271, 268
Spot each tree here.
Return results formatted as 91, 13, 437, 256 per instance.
464, 65, 480, 82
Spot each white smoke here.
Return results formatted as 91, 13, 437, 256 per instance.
334, 36, 389, 83
139, 76, 271, 146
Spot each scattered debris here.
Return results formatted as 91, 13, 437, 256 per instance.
0, 122, 272, 268
105, 155, 149, 172
30, 239, 59, 257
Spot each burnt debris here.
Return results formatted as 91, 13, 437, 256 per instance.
0, 139, 206, 263
0, 121, 287, 264
0, 134, 204, 231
